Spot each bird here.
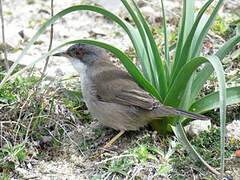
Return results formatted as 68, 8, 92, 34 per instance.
53, 43, 209, 149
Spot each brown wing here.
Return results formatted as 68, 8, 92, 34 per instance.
89, 61, 156, 110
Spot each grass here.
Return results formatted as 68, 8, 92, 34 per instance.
175, 127, 239, 165
0, 67, 84, 175
88, 127, 239, 179
190, 128, 238, 167
211, 13, 239, 40
212, 15, 229, 36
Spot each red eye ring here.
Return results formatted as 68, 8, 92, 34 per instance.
75, 49, 83, 57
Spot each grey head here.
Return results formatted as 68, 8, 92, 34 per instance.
53, 43, 107, 66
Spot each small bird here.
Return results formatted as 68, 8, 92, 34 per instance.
53, 43, 209, 149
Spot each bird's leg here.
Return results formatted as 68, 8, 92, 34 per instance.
103, 129, 125, 149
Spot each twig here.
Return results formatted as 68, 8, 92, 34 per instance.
0, 0, 9, 70
24, 116, 33, 142
0, 134, 10, 149
42, 0, 54, 75
128, 165, 143, 180
34, 0, 54, 92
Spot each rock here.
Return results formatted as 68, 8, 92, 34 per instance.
39, 136, 53, 148
226, 120, 240, 139
140, 6, 157, 17
185, 119, 211, 137
16, 167, 29, 177
137, 0, 148, 8
27, 162, 33, 170
91, 0, 122, 13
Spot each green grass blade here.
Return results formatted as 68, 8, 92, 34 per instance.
129, 0, 168, 98
192, 55, 226, 178
124, 22, 151, 80
190, 14, 209, 57
121, 0, 157, 89
237, 23, 240, 34
173, 0, 194, 75
171, 55, 226, 178
207, 56, 226, 178
192, 0, 224, 57
172, 123, 220, 176
216, 34, 240, 60
171, 0, 214, 84
191, 33, 240, 102
190, 86, 240, 113
164, 54, 226, 116
191, 64, 213, 100
182, 0, 195, 40
160, 0, 170, 84
165, 57, 209, 107
179, 76, 194, 110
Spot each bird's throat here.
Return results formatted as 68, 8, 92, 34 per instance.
70, 57, 87, 74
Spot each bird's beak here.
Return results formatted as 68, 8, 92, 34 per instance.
52, 51, 67, 57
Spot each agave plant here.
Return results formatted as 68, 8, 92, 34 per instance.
1, 0, 240, 178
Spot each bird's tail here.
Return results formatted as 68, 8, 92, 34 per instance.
154, 105, 209, 120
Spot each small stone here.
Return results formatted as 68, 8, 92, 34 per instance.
226, 120, 240, 139
39, 136, 53, 147
185, 119, 211, 137
140, 6, 158, 18
92, 0, 122, 12
235, 150, 240, 158
27, 162, 33, 169
16, 167, 29, 176
137, 0, 148, 8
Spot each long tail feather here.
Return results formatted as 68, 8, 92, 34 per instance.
172, 107, 209, 120
154, 106, 209, 120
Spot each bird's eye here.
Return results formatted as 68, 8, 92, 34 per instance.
75, 49, 83, 57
